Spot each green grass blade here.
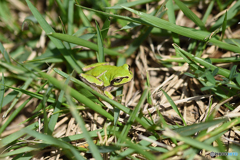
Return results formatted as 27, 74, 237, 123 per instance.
48, 32, 122, 56
172, 118, 227, 136
95, 20, 104, 62
166, 0, 180, 45
162, 56, 240, 63
42, 83, 54, 134
115, 132, 156, 159
146, 71, 152, 105
67, 0, 74, 35
3, 78, 33, 118
101, 18, 110, 40
77, 7, 93, 32
125, 3, 166, 57
119, 89, 148, 143
0, 80, 46, 135
229, 65, 237, 80
113, 136, 159, 159
164, 128, 220, 152
0, 96, 31, 135
211, 1, 240, 31
125, 27, 152, 56
202, 0, 215, 24
54, 68, 152, 128
55, 0, 67, 16
0, 144, 48, 157
5, 85, 64, 105
0, 61, 26, 74
174, 0, 206, 30
0, 72, 5, 113
121, 5, 240, 53
105, 0, 156, 9
0, 42, 11, 63
37, 70, 115, 122
66, 95, 103, 160
197, 118, 240, 141
21, 129, 86, 160
26, 0, 82, 73
47, 80, 69, 135
0, 122, 39, 147
161, 88, 187, 125
174, 44, 231, 78
76, 5, 146, 25
221, 11, 228, 41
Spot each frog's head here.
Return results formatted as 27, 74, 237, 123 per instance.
111, 64, 133, 87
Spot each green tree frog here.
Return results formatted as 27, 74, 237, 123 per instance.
80, 62, 133, 99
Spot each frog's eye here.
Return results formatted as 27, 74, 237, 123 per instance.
114, 78, 123, 83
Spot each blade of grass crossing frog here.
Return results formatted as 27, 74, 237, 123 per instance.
54, 68, 154, 128
26, 0, 82, 73
95, 20, 105, 62
0, 72, 5, 113
66, 95, 103, 160
37, 70, 116, 122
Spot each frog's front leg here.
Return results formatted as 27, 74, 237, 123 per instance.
103, 90, 114, 100
103, 86, 115, 100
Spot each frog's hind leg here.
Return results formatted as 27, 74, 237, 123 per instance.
80, 73, 103, 86
80, 73, 104, 95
